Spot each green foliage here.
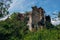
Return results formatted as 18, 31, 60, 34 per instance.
0, 13, 60, 40
46, 22, 54, 29
56, 24, 60, 30
0, 14, 3, 17
58, 12, 60, 20
0, 15, 28, 40
0, 0, 12, 17
10, 12, 18, 20
58, 12, 60, 18
24, 29, 60, 40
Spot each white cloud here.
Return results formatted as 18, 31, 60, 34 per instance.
0, 15, 9, 21
51, 18, 60, 25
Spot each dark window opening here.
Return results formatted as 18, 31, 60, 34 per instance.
38, 21, 44, 26
32, 24, 34, 28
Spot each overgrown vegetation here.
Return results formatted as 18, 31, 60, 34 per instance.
0, 13, 60, 40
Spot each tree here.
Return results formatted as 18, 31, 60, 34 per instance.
0, 15, 28, 40
0, 0, 12, 17
58, 12, 60, 20
10, 12, 18, 20
52, 12, 60, 20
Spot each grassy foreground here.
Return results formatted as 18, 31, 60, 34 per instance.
0, 13, 60, 40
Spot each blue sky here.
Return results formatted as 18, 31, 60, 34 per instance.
9, 0, 60, 13
0, 0, 60, 25
8, 0, 60, 17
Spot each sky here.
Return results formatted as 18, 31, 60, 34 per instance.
8, 0, 60, 25
8, 0, 60, 15
1, 0, 60, 25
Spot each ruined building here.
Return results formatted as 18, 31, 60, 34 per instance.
17, 13, 25, 21
16, 6, 51, 31
27, 6, 51, 31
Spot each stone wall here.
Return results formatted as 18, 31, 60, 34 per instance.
27, 6, 46, 31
